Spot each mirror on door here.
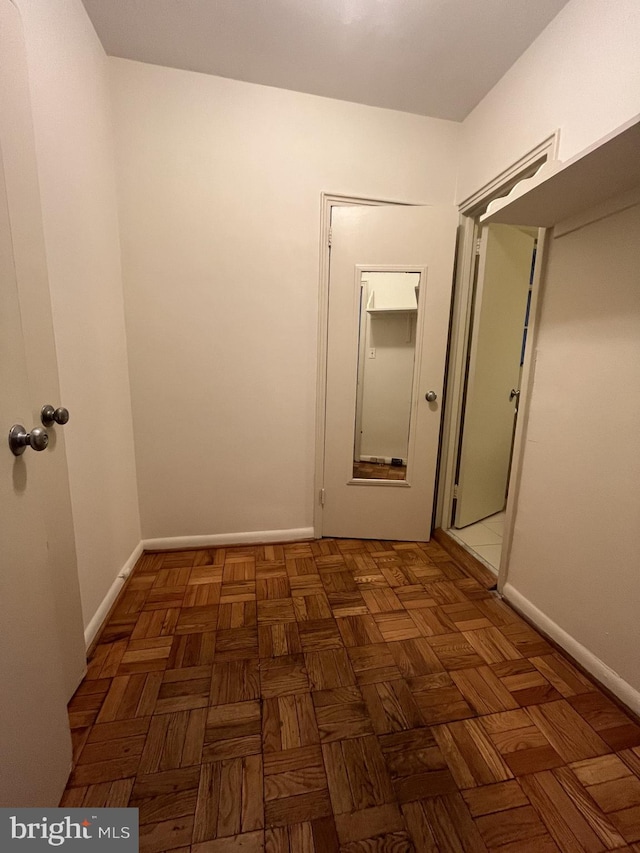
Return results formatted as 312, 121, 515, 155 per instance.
352, 271, 421, 482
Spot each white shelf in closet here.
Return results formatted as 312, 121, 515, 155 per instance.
481, 114, 640, 228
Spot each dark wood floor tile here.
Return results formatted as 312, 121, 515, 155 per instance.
361, 588, 404, 614
138, 815, 194, 853
293, 592, 333, 621
183, 581, 221, 608
481, 709, 565, 776
520, 769, 625, 852
132, 786, 198, 825
475, 804, 550, 849
567, 692, 640, 751
433, 718, 513, 788
257, 575, 291, 601
440, 602, 493, 632
372, 611, 422, 643
258, 598, 297, 625
305, 649, 356, 691
313, 686, 373, 743
298, 619, 343, 652
265, 790, 333, 828
260, 654, 310, 698
386, 637, 444, 677
531, 653, 598, 698
462, 779, 530, 817
203, 700, 262, 761
320, 570, 360, 594
379, 727, 457, 803
336, 615, 385, 647
96, 673, 163, 723
339, 830, 416, 851
347, 643, 402, 685
262, 694, 319, 754
451, 666, 520, 715
426, 633, 486, 671
168, 630, 216, 668
217, 600, 257, 630
131, 765, 201, 799
408, 672, 475, 725
361, 680, 424, 734
77, 777, 135, 808
193, 755, 263, 842
193, 830, 264, 852
409, 607, 458, 637
334, 803, 405, 844
214, 627, 258, 660
403, 793, 488, 852
259, 622, 302, 658
132, 608, 180, 641
211, 658, 260, 704
527, 700, 610, 763
322, 736, 394, 815
68, 755, 140, 787
327, 591, 369, 618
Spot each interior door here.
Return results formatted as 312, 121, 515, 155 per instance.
323, 205, 457, 541
454, 224, 535, 528
0, 0, 81, 806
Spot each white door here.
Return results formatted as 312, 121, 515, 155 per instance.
323, 205, 457, 540
0, 0, 83, 806
455, 224, 535, 528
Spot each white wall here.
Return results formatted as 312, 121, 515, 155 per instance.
109, 59, 460, 540
458, 0, 640, 202
16, 0, 141, 632
506, 197, 640, 700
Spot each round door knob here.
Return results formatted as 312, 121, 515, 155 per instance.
425, 391, 438, 403
8, 424, 49, 456
41, 404, 70, 427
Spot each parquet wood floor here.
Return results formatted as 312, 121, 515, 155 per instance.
63, 539, 640, 852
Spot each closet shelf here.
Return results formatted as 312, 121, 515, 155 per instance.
366, 307, 417, 314
481, 115, 640, 228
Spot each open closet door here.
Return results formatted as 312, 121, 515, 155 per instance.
455, 224, 534, 528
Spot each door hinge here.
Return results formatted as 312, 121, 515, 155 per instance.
475, 237, 482, 255
453, 484, 459, 498
319, 488, 326, 506
328, 228, 332, 247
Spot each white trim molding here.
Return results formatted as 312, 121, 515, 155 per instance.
83, 540, 144, 649
503, 583, 640, 717
142, 527, 315, 552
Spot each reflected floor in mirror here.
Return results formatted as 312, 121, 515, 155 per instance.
63, 538, 640, 852
353, 461, 407, 480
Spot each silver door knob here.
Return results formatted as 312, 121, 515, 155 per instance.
41, 404, 70, 427
9, 424, 49, 456
425, 391, 438, 403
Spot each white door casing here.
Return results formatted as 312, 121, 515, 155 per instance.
455, 224, 535, 528
323, 205, 457, 541
0, 0, 84, 806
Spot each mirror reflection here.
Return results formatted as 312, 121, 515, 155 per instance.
353, 271, 420, 481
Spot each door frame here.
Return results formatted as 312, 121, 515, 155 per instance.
435, 132, 559, 589
315, 193, 430, 537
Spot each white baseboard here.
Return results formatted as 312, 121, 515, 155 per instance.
503, 582, 640, 716
141, 527, 315, 552
83, 540, 144, 649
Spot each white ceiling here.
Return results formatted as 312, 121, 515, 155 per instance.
82, 0, 569, 121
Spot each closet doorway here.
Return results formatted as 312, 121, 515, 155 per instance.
436, 134, 559, 577
452, 223, 537, 569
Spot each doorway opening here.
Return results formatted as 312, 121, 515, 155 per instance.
450, 224, 538, 571
435, 132, 559, 580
